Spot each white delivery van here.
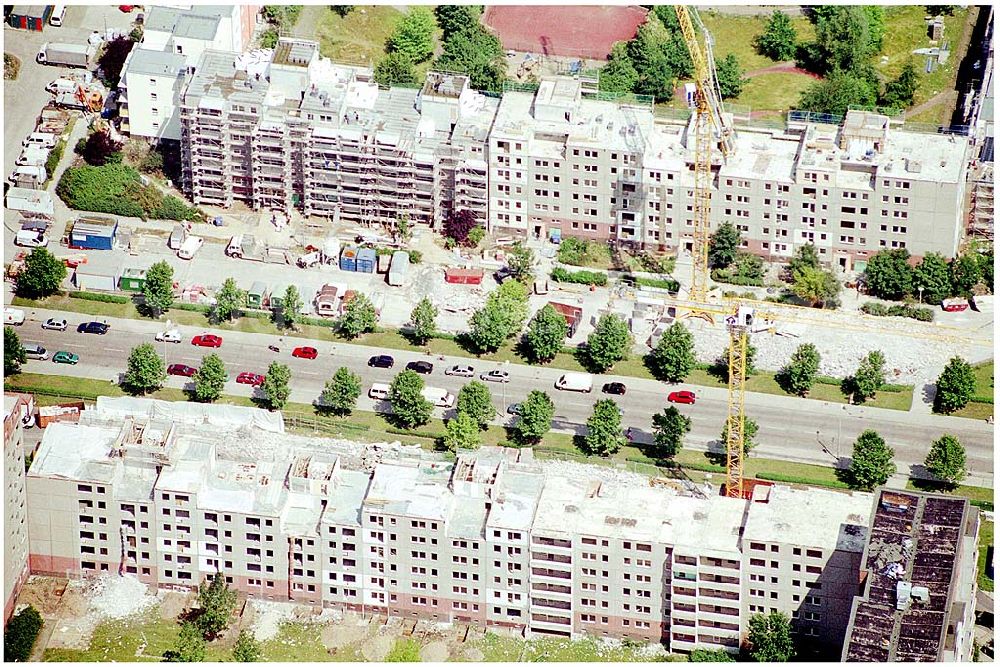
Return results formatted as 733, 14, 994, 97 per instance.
23, 343, 49, 361
9, 166, 47, 187
17, 146, 49, 166
421, 387, 456, 409
15, 228, 48, 247
45, 78, 77, 94
369, 383, 391, 400
177, 235, 204, 260
23, 132, 56, 149
49, 4, 67, 26
4, 308, 26, 325
555, 372, 594, 393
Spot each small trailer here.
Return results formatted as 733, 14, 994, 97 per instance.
6, 187, 54, 216
388, 251, 410, 287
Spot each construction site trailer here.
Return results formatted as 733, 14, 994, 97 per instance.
119, 268, 147, 292
388, 251, 410, 287
8, 5, 51, 30
37, 402, 85, 428
247, 281, 268, 310
74, 264, 122, 292
340, 246, 358, 272
444, 268, 484, 285
70, 217, 117, 250
6, 187, 54, 216
314, 284, 339, 316
356, 248, 377, 274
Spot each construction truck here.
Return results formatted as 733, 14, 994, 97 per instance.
226, 233, 289, 265
296, 238, 341, 268
36, 42, 96, 68
54, 84, 103, 112
36, 105, 70, 135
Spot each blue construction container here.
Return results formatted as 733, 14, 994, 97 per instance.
356, 248, 377, 273
70, 217, 117, 250
340, 245, 358, 272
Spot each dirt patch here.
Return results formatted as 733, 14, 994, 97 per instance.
16, 576, 68, 616
320, 619, 369, 650
45, 587, 96, 651
419, 639, 450, 662
463, 647, 485, 661
158, 590, 193, 621
360, 628, 395, 661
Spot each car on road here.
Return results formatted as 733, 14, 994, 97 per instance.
406, 361, 434, 374
77, 321, 109, 335
445, 364, 475, 377
167, 364, 197, 377
292, 346, 318, 360
155, 330, 182, 344
52, 351, 79, 365
41, 318, 67, 331
191, 334, 223, 348
603, 382, 627, 395
667, 390, 697, 405
506, 403, 522, 415
481, 369, 511, 383
236, 372, 265, 387
368, 355, 394, 369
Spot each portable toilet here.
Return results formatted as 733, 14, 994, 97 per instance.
684, 82, 697, 108
340, 245, 358, 272
356, 248, 377, 273
119, 267, 147, 292
247, 281, 268, 309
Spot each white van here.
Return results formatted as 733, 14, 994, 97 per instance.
49, 5, 67, 26
9, 166, 47, 186
555, 372, 594, 393
15, 228, 48, 247
4, 308, 26, 325
177, 235, 204, 260
45, 78, 77, 94
23, 343, 49, 361
421, 387, 456, 409
369, 383, 391, 400
23, 132, 56, 149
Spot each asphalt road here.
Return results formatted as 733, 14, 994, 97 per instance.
13, 308, 994, 487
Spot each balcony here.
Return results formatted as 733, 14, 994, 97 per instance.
699, 588, 739, 601
530, 597, 571, 611
672, 586, 697, 598
531, 567, 571, 581
531, 582, 572, 596
530, 612, 572, 626
697, 603, 740, 618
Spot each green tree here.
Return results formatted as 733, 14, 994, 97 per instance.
164, 622, 206, 662
924, 434, 967, 486
507, 242, 535, 283
213, 278, 246, 322
524, 305, 569, 363
514, 390, 554, 443
778, 343, 821, 396
232, 629, 262, 662
798, 67, 878, 116
433, 5, 479, 39
690, 648, 736, 662
408, 298, 438, 345
719, 340, 757, 378
330, 6, 354, 18
196, 572, 238, 638
813, 6, 881, 73
721, 415, 759, 456
599, 41, 639, 93
123, 343, 166, 395
849, 349, 886, 403
338, 293, 378, 339
16, 247, 67, 298
142, 260, 174, 317
586, 313, 631, 372
386, 638, 422, 662
949, 253, 983, 297
262, 362, 291, 411
583, 399, 627, 457
374, 51, 419, 87
849, 429, 896, 490
434, 24, 506, 92
468, 280, 529, 352
387, 7, 436, 62
319, 367, 361, 416
747, 611, 795, 662
4, 326, 26, 375
277, 285, 302, 330
788, 243, 820, 277
709, 222, 741, 269
756, 10, 798, 61
193, 354, 227, 403
443, 412, 481, 452
865, 248, 913, 300
456, 381, 495, 429
715, 53, 747, 99
3, 604, 43, 662
793, 266, 840, 307
647, 322, 695, 382
880, 60, 919, 109
651, 406, 691, 459
934, 356, 977, 414
913, 252, 952, 303
389, 369, 432, 428
82, 129, 122, 166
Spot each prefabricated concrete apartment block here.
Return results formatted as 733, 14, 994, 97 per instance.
16, 397, 979, 658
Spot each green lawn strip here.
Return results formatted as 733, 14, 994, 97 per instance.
42, 614, 231, 662
976, 520, 994, 593
879, 6, 969, 107
476, 632, 680, 662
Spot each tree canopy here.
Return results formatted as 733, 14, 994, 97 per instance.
850, 429, 896, 490
456, 381, 495, 429
408, 297, 438, 345
849, 349, 886, 402
524, 305, 569, 363
912, 252, 952, 303
708, 222, 741, 269
934, 356, 976, 414
722, 415, 759, 457
123, 343, 166, 395
386, 7, 436, 63
880, 60, 919, 110
82, 130, 123, 166
4, 327, 26, 376
756, 10, 798, 61
232, 629, 262, 662
338, 293, 378, 339
585, 313, 631, 372
949, 253, 983, 297
747, 611, 795, 662
433, 5, 480, 40
194, 354, 227, 403
213, 278, 246, 322
16, 247, 67, 298
262, 362, 291, 411
468, 280, 529, 352
443, 412, 481, 451
865, 248, 913, 301
583, 399, 627, 457
793, 265, 840, 307
374, 52, 419, 87
798, 67, 878, 116
647, 322, 696, 382
389, 369, 432, 428
443, 209, 479, 245
715, 53, 747, 99
924, 434, 966, 486
434, 24, 506, 92
514, 390, 554, 443
319, 367, 361, 416
164, 622, 206, 662
196, 572, 238, 638
651, 406, 691, 459
778, 343, 821, 396
142, 260, 174, 317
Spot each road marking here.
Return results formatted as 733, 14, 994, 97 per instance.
107, 347, 125, 353
299, 371, 319, 376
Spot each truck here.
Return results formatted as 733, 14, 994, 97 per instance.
387, 251, 409, 286
226, 234, 288, 264
168, 223, 187, 250
9, 166, 47, 189
16, 146, 49, 167
4, 308, 26, 326
15, 228, 49, 247
555, 372, 594, 393
296, 238, 341, 268
421, 387, 456, 409
36, 42, 96, 68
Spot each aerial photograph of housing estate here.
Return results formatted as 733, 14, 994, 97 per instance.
1, 2, 994, 663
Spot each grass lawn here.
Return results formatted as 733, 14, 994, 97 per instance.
950, 360, 993, 420
977, 520, 994, 593
734, 72, 816, 114
906, 478, 994, 506
880, 6, 970, 107
903, 94, 958, 125
476, 632, 682, 662
698, 11, 816, 73
261, 622, 359, 662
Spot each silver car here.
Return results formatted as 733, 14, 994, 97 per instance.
41, 317, 67, 331
480, 369, 511, 383
445, 364, 475, 377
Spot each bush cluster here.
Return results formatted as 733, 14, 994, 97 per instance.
57, 164, 201, 221
551, 267, 608, 286
711, 269, 764, 287
68, 291, 129, 304
860, 302, 934, 322
4, 605, 43, 661
634, 276, 680, 292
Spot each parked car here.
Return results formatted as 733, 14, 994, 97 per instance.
41, 317, 67, 331
155, 329, 182, 343
52, 350, 78, 364
406, 361, 434, 374
506, 403, 522, 415
236, 372, 265, 387
167, 364, 197, 377
603, 382, 627, 395
667, 390, 697, 405
481, 369, 511, 383
368, 355, 394, 369
191, 334, 223, 348
77, 321, 109, 335
445, 364, 475, 377
493, 266, 515, 283
292, 346, 318, 360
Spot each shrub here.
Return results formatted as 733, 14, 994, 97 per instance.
408, 250, 422, 264
45, 137, 67, 182
550, 266, 608, 286
860, 302, 934, 321
634, 276, 680, 292
711, 268, 764, 287
56, 164, 200, 221
4, 605, 43, 661
68, 291, 129, 304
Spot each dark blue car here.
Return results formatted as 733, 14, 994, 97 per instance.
77, 321, 109, 335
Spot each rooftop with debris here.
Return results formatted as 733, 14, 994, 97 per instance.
741, 484, 872, 553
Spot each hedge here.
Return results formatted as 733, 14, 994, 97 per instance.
635, 276, 680, 292
68, 291, 129, 304
4, 604, 43, 662
860, 302, 934, 322
754, 471, 850, 489
970, 499, 995, 512
969, 395, 994, 405
551, 267, 608, 286
56, 164, 200, 221
710, 269, 764, 287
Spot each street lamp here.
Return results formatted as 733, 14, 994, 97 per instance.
917, 286, 924, 304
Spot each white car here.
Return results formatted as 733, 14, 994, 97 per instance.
480, 370, 511, 383
155, 329, 182, 344
41, 317, 67, 331
445, 364, 475, 377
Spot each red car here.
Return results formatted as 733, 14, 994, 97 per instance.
292, 346, 318, 360
667, 390, 697, 405
119, 5, 136, 11
192, 334, 223, 348
236, 372, 265, 387
168, 364, 197, 377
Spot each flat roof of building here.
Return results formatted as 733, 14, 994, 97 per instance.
742, 484, 872, 553
126, 48, 187, 78
173, 12, 220, 41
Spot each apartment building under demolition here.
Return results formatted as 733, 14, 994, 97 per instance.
4, 394, 32, 622
179, 39, 493, 229
177, 38, 973, 266
18, 397, 949, 655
